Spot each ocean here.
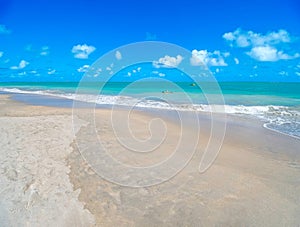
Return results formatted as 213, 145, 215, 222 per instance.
0, 81, 299, 139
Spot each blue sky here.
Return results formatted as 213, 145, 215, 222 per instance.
0, 0, 300, 82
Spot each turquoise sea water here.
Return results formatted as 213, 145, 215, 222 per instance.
0, 81, 300, 138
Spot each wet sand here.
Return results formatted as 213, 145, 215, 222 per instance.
0, 94, 299, 226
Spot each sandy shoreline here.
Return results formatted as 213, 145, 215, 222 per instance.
0, 94, 299, 226
0, 95, 95, 226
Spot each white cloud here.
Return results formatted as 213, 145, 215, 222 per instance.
40, 46, 49, 56
249, 73, 258, 78
279, 71, 288, 76
223, 52, 230, 57
223, 28, 299, 62
222, 32, 235, 41
247, 46, 298, 62
132, 69, 137, 73
19, 60, 28, 68
0, 51, 3, 58
223, 28, 291, 47
106, 66, 112, 71
137, 67, 141, 72
127, 72, 132, 76
72, 44, 96, 59
40, 52, 48, 56
234, 58, 239, 64
151, 70, 165, 77
0, 24, 11, 34
153, 55, 183, 68
295, 72, 300, 76
236, 35, 251, 47
77, 65, 90, 72
10, 60, 29, 70
190, 50, 228, 67
115, 51, 122, 60
48, 69, 56, 75
91, 68, 102, 77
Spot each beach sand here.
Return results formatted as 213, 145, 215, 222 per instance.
0, 94, 299, 226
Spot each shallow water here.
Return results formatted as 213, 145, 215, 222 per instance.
1, 81, 299, 139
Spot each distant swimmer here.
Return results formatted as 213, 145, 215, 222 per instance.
190, 83, 196, 87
